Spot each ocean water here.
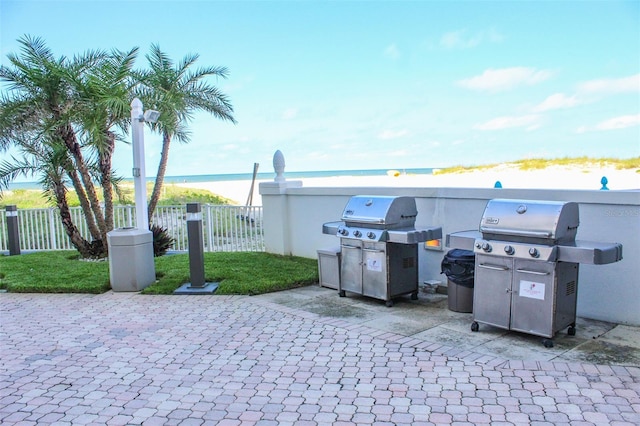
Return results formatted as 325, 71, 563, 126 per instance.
8, 168, 435, 190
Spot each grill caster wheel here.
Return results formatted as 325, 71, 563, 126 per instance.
411, 291, 418, 300
543, 338, 554, 348
385, 300, 394, 307
339, 290, 346, 297
568, 326, 576, 336
471, 322, 479, 332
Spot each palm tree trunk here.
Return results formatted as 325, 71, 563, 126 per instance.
147, 131, 171, 224
59, 124, 108, 238
100, 131, 116, 235
66, 167, 102, 241
51, 179, 93, 258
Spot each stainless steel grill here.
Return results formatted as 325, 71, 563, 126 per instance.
447, 198, 623, 347
323, 195, 442, 306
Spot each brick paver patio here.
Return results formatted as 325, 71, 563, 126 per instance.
1, 292, 639, 425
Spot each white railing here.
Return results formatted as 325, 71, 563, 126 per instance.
0, 205, 264, 253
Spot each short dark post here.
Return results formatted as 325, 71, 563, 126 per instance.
6, 205, 21, 255
174, 203, 219, 294
187, 202, 205, 287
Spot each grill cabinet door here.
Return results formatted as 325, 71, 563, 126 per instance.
340, 241, 362, 294
362, 242, 387, 300
474, 254, 513, 329
511, 259, 555, 338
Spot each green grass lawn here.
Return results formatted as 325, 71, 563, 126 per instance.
0, 251, 319, 295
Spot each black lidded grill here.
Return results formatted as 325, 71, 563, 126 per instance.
323, 195, 442, 306
446, 198, 623, 347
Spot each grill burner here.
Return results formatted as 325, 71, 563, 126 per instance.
447, 198, 623, 347
323, 195, 442, 306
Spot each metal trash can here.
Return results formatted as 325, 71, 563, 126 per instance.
107, 227, 155, 292
317, 247, 341, 290
441, 249, 475, 313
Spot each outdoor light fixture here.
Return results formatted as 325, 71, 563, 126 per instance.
174, 203, 219, 295
142, 109, 160, 123
5, 205, 20, 255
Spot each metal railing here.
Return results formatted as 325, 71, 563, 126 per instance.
0, 205, 264, 253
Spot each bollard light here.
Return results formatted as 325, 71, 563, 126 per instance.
174, 203, 219, 294
5, 205, 21, 255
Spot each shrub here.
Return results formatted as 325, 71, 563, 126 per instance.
151, 224, 175, 257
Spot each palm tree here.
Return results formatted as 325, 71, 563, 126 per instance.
0, 36, 139, 258
136, 44, 236, 223
67, 46, 139, 236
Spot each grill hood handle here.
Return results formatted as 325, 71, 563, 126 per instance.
342, 216, 385, 224
479, 227, 552, 238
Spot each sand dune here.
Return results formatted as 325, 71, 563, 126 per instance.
175, 166, 640, 206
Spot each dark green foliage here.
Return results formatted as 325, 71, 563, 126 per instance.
151, 224, 175, 257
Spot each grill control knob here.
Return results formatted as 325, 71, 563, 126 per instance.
504, 245, 515, 255
353, 230, 362, 238
481, 242, 492, 252
529, 247, 540, 258
339, 228, 349, 236
367, 232, 376, 240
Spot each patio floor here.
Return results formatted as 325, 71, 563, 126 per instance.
1, 287, 638, 425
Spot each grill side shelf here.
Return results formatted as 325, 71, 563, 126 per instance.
557, 241, 623, 265
322, 221, 343, 235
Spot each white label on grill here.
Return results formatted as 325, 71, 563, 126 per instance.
519, 280, 545, 300
366, 258, 383, 272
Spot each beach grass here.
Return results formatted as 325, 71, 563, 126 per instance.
1, 183, 232, 209
434, 156, 640, 174
0, 251, 318, 295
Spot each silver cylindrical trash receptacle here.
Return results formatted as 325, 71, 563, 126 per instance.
107, 227, 155, 292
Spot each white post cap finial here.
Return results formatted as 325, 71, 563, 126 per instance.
273, 150, 286, 182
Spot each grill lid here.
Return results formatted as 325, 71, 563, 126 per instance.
341, 195, 418, 229
480, 199, 579, 244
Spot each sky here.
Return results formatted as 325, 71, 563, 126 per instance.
1, 0, 639, 178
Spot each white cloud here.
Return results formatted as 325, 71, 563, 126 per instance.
575, 114, 640, 133
384, 43, 400, 59
532, 93, 581, 112
596, 114, 640, 130
474, 115, 542, 131
439, 28, 503, 49
458, 67, 553, 92
377, 129, 410, 140
281, 108, 298, 120
577, 74, 640, 94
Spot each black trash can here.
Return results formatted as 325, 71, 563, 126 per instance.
441, 249, 475, 313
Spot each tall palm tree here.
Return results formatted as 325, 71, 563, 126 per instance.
136, 44, 236, 223
68, 46, 139, 236
0, 36, 139, 258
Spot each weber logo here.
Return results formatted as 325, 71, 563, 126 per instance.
485, 217, 499, 225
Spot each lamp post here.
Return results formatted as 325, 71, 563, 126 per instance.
130, 98, 159, 230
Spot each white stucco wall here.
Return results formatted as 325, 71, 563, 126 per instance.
260, 182, 640, 326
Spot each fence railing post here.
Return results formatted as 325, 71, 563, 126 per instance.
48, 208, 58, 250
